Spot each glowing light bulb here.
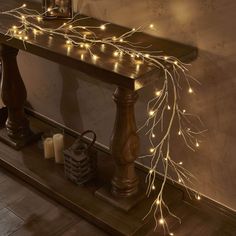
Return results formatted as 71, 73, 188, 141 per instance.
170, 233, 174, 236
37, 16, 42, 22
132, 28, 136, 31
69, 25, 73, 29
188, 87, 193, 94
22, 4, 26, 7
149, 24, 154, 29
149, 110, 155, 116
119, 38, 124, 42
144, 54, 150, 58
150, 148, 155, 153
183, 109, 186, 113
152, 185, 156, 190
131, 53, 135, 58
100, 24, 106, 30
80, 54, 84, 60
66, 40, 72, 45
167, 105, 171, 110
179, 161, 183, 165
197, 195, 201, 200
47, 7, 52, 12
174, 60, 178, 65
156, 199, 160, 205
112, 36, 117, 41
24, 36, 28, 40
156, 90, 161, 96
21, 16, 25, 20
113, 51, 119, 57
164, 56, 169, 60
92, 54, 98, 60
196, 141, 200, 147
178, 179, 182, 183
178, 130, 181, 136
152, 133, 155, 138
159, 218, 165, 225
149, 169, 154, 174
84, 43, 90, 49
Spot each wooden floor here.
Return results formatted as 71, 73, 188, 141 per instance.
0, 167, 107, 236
0, 167, 235, 236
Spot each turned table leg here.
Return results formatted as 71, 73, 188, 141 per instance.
0, 44, 40, 149
110, 86, 139, 197
96, 86, 144, 211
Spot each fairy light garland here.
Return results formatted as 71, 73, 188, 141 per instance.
1, 4, 206, 235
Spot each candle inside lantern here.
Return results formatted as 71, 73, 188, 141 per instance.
53, 133, 64, 164
43, 137, 54, 159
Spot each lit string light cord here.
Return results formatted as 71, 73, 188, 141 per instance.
1, 4, 206, 235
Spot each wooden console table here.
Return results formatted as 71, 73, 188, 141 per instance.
0, 0, 197, 235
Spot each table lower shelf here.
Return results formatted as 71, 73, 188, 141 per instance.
0, 115, 183, 236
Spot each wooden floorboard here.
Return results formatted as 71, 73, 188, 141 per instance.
0, 168, 107, 236
0, 207, 24, 236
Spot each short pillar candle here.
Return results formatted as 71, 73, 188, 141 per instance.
43, 137, 54, 159
53, 133, 64, 164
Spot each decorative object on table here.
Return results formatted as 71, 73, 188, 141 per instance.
64, 130, 97, 185
53, 133, 65, 164
43, 0, 73, 19
42, 134, 55, 159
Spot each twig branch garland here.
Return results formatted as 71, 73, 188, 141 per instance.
1, 4, 205, 235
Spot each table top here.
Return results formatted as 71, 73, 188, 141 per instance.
0, 0, 197, 91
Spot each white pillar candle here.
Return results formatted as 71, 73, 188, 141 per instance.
43, 137, 54, 159
53, 133, 64, 164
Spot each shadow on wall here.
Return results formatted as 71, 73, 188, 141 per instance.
59, 65, 84, 131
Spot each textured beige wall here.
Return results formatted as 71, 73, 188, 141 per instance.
17, 0, 236, 210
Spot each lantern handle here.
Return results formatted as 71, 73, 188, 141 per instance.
80, 130, 96, 150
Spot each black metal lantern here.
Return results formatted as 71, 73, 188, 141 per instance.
43, 0, 73, 19
64, 130, 97, 185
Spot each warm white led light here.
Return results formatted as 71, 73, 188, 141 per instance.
150, 148, 155, 153
149, 110, 155, 116
149, 24, 154, 29
100, 24, 106, 30
113, 51, 119, 57
188, 87, 193, 93
159, 218, 164, 225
